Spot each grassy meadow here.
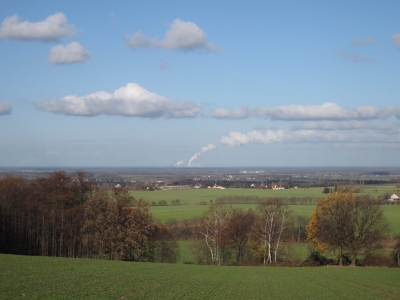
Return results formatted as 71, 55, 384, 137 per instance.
130, 187, 400, 233
1, 254, 400, 300
131, 186, 400, 205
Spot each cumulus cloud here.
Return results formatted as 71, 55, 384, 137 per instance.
336, 49, 374, 63
49, 42, 90, 64
293, 120, 391, 131
352, 38, 374, 46
253, 102, 399, 121
35, 82, 202, 118
0, 12, 75, 41
392, 34, 400, 49
221, 130, 286, 146
124, 19, 219, 53
0, 101, 12, 115
188, 144, 216, 166
205, 107, 249, 120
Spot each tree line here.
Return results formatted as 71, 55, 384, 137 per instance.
169, 200, 307, 266
1, 172, 397, 266
214, 196, 318, 205
0, 172, 178, 262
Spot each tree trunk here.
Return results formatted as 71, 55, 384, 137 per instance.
351, 256, 356, 267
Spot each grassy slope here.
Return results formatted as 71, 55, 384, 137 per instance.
1, 254, 400, 300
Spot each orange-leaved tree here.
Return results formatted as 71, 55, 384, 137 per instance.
306, 191, 389, 266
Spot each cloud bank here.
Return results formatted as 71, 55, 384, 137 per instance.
49, 42, 90, 64
0, 101, 12, 115
188, 144, 216, 166
293, 120, 391, 131
0, 13, 76, 41
205, 107, 250, 120
35, 83, 202, 118
221, 129, 400, 147
124, 19, 219, 53
254, 103, 400, 121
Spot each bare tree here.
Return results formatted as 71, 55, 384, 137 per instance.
226, 208, 255, 264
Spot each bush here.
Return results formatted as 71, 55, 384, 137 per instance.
301, 251, 335, 266
358, 253, 392, 267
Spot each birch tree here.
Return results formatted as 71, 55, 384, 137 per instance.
249, 199, 290, 264
198, 205, 232, 265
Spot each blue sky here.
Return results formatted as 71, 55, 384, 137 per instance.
1, 0, 400, 167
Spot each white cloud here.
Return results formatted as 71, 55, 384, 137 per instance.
392, 34, 400, 49
253, 102, 398, 121
352, 38, 374, 46
35, 82, 202, 118
188, 144, 216, 166
124, 19, 219, 53
49, 42, 90, 64
201, 144, 217, 153
221, 129, 400, 147
0, 101, 12, 115
293, 120, 391, 131
221, 130, 286, 146
205, 107, 249, 119
336, 49, 374, 63
0, 13, 75, 41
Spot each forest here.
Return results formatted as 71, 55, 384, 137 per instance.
0, 172, 178, 262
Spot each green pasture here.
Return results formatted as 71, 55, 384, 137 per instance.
132, 186, 400, 205
1, 254, 400, 300
140, 187, 400, 233
131, 187, 326, 205
177, 240, 194, 264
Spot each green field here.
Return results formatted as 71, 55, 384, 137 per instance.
135, 188, 400, 233
131, 186, 400, 205
1, 254, 400, 299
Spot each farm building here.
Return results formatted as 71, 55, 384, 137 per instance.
207, 184, 225, 189
161, 185, 192, 190
388, 194, 400, 202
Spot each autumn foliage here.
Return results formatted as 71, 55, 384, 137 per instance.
0, 173, 178, 262
306, 191, 389, 266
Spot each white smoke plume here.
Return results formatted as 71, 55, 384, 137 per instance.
188, 144, 216, 167
174, 160, 185, 167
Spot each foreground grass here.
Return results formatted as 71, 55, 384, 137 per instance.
1, 254, 400, 299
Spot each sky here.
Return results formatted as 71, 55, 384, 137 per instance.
1, 0, 400, 168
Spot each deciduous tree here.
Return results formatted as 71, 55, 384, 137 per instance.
197, 205, 232, 265
306, 191, 389, 266
249, 199, 290, 264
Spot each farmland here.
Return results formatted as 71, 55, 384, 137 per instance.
131, 186, 400, 205
129, 187, 400, 233
1, 254, 400, 299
